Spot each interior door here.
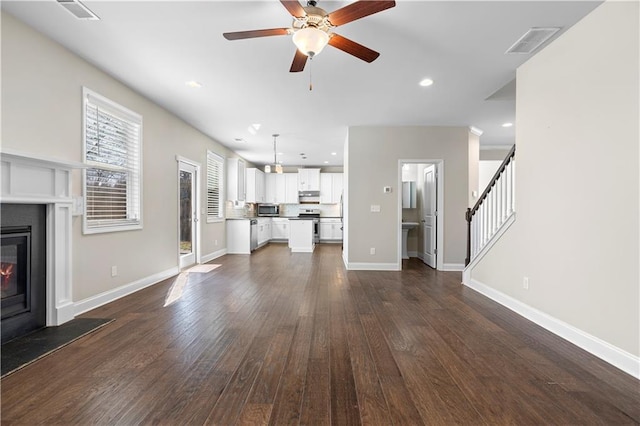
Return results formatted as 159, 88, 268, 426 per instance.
422, 165, 437, 268
179, 161, 198, 269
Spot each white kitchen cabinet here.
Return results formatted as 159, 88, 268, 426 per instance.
246, 168, 265, 203
226, 158, 246, 201
320, 173, 343, 204
298, 168, 320, 191
285, 173, 299, 203
319, 218, 342, 241
288, 219, 314, 252
265, 173, 277, 203
257, 218, 271, 246
271, 218, 289, 240
226, 219, 251, 254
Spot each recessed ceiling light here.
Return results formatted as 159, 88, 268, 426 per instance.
331, 152, 337, 156
502, 122, 514, 128
324, 161, 329, 164
234, 138, 245, 143
185, 80, 202, 89
277, 152, 283, 155
419, 78, 434, 87
247, 123, 261, 135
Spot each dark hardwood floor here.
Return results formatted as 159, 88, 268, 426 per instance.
2, 243, 639, 425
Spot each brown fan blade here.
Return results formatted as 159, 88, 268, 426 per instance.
290, 49, 308, 72
328, 33, 380, 63
280, 0, 306, 18
223, 28, 290, 40
328, 1, 395, 27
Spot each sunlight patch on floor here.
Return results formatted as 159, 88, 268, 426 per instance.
164, 272, 189, 307
186, 264, 221, 273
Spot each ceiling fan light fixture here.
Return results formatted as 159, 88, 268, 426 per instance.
293, 27, 329, 57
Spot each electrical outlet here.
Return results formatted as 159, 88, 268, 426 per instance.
215, 239, 218, 246
370, 247, 376, 255
523, 276, 529, 290
111, 266, 118, 277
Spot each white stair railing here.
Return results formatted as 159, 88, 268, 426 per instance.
466, 146, 516, 266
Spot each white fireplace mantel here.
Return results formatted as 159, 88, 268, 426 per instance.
1, 149, 84, 326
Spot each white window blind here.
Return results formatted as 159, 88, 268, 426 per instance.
83, 88, 143, 234
207, 151, 224, 222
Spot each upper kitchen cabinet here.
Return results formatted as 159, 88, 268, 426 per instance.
265, 173, 277, 203
320, 173, 343, 204
227, 158, 246, 201
285, 173, 299, 203
298, 168, 320, 192
246, 168, 265, 203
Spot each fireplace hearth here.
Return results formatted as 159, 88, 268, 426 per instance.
1, 204, 46, 344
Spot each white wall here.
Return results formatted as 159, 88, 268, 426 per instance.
470, 1, 639, 364
346, 126, 473, 268
1, 12, 242, 302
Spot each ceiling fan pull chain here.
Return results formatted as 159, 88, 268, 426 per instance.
309, 57, 313, 91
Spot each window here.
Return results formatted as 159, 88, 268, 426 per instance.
82, 88, 142, 234
207, 151, 224, 222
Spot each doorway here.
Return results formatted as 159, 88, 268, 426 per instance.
398, 160, 444, 270
178, 158, 200, 269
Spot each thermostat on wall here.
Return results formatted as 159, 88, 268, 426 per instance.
383, 186, 392, 193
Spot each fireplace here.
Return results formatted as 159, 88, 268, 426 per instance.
1, 150, 79, 331
1, 204, 47, 344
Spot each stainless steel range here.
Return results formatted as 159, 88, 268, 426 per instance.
298, 208, 320, 243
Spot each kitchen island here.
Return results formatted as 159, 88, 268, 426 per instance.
288, 218, 315, 253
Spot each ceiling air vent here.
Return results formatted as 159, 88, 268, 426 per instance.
57, 0, 100, 20
505, 27, 560, 54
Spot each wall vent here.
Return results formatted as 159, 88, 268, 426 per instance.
505, 27, 560, 54
57, 0, 100, 20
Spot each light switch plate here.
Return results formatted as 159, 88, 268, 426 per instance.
370, 205, 381, 213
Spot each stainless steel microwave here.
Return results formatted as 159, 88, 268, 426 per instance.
257, 204, 280, 217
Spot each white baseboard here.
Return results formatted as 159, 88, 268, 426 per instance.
201, 248, 227, 264
464, 278, 640, 379
290, 246, 315, 253
442, 263, 465, 271
74, 267, 179, 316
346, 262, 400, 271
407, 250, 418, 258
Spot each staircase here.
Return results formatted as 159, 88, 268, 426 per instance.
465, 145, 516, 269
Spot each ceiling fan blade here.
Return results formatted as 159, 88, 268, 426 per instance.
223, 28, 290, 40
280, 0, 306, 18
328, 1, 395, 27
290, 49, 308, 72
328, 34, 380, 63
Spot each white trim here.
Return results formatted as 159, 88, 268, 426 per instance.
177, 158, 201, 269
464, 278, 640, 379
1, 152, 81, 326
74, 267, 179, 316
346, 262, 400, 271
462, 213, 517, 283
397, 159, 444, 271
480, 144, 515, 151
1, 149, 85, 170
290, 246, 315, 253
201, 248, 227, 264
82, 87, 143, 235
442, 263, 465, 271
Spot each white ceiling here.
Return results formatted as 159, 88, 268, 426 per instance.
2, 0, 601, 168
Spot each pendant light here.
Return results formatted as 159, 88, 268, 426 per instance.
265, 134, 283, 174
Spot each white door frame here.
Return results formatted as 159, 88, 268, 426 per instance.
177, 156, 201, 269
397, 159, 444, 271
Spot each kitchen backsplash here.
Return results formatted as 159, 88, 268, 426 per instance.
225, 202, 341, 218
225, 201, 257, 218
280, 203, 341, 217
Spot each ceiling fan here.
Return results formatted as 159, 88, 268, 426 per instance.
223, 0, 396, 72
